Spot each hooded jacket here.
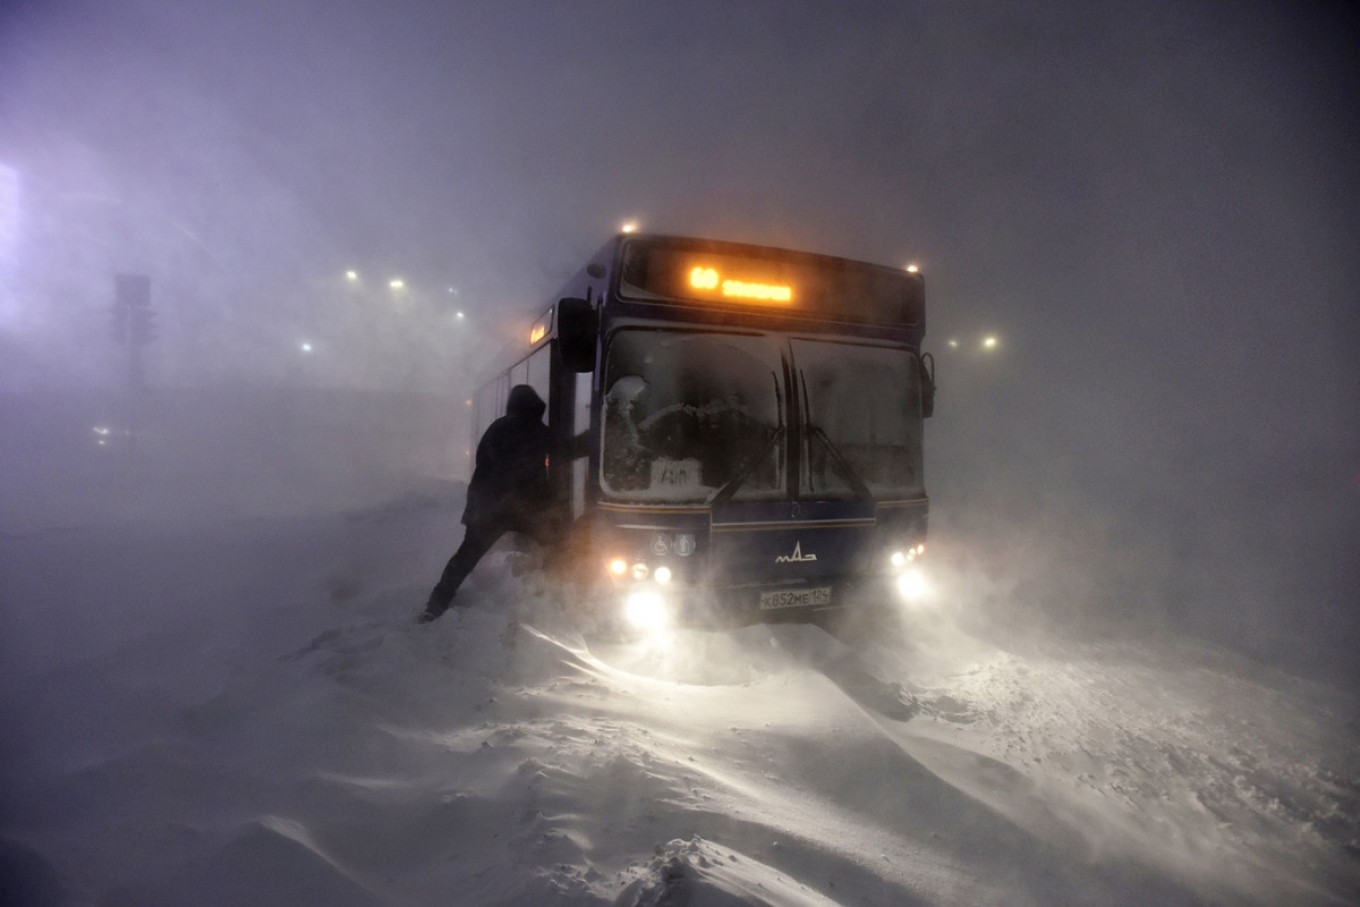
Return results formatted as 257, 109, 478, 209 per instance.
463, 385, 551, 526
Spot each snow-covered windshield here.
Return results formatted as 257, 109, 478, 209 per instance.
792, 339, 923, 499
601, 330, 783, 503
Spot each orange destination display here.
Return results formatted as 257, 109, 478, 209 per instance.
687, 265, 793, 304
618, 236, 923, 326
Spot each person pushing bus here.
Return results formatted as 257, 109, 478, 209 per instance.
420, 384, 556, 623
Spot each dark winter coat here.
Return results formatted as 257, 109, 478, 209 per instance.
462, 385, 551, 527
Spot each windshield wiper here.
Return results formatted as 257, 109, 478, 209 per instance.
805, 424, 872, 500
796, 370, 871, 500
711, 424, 784, 505
712, 368, 784, 505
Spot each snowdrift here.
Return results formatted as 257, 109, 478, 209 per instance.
2, 487, 1358, 906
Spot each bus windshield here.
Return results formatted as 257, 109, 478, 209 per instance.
791, 339, 923, 500
601, 329, 924, 505
602, 329, 784, 503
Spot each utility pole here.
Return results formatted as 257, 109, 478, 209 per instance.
112, 274, 155, 449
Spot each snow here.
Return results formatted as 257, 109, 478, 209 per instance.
2, 482, 1358, 906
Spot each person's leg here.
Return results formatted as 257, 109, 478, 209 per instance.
497, 506, 562, 574
422, 522, 503, 620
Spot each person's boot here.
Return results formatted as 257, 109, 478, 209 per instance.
418, 593, 453, 623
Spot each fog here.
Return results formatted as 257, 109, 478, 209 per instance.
3, 3, 1360, 902
4, 2, 1359, 703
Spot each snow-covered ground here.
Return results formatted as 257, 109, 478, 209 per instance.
2, 478, 1358, 906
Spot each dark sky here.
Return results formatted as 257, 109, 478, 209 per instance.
2, 1, 1358, 680
3, 3, 1357, 359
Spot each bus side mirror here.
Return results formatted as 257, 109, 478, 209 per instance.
557, 297, 598, 373
918, 353, 936, 418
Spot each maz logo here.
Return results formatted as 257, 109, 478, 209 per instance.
775, 542, 818, 563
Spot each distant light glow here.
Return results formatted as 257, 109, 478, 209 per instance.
456, 311, 465, 319
905, 263, 920, 274
389, 278, 405, 290
529, 323, 547, 345
621, 220, 639, 233
982, 335, 998, 349
300, 341, 313, 353
344, 270, 358, 282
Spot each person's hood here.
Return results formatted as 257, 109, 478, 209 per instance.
506, 384, 546, 421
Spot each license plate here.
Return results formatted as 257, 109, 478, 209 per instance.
759, 586, 832, 610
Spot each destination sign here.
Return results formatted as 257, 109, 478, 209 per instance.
617, 237, 924, 327
687, 265, 793, 305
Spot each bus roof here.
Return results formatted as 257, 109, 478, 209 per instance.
589, 234, 925, 330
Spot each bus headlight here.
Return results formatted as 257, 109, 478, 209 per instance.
625, 588, 671, 631
889, 544, 926, 569
653, 566, 672, 584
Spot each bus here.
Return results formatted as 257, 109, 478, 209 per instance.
470, 233, 935, 630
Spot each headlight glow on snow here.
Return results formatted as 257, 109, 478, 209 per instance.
624, 589, 670, 631
895, 568, 929, 602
